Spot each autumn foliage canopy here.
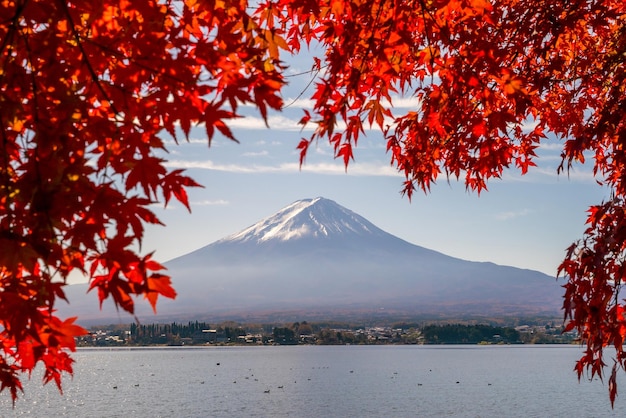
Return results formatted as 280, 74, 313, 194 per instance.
0, 0, 625, 406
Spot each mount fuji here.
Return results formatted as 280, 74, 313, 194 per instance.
60, 197, 564, 324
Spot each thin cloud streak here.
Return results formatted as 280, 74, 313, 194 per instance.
228, 114, 315, 131
538, 142, 565, 151
498, 164, 601, 184
282, 95, 420, 109
165, 159, 400, 176
165, 156, 599, 183
496, 208, 532, 221
242, 150, 269, 157
192, 199, 230, 206
147, 199, 229, 213
228, 112, 394, 132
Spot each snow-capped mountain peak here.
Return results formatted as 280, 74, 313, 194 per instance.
59, 196, 563, 323
219, 197, 384, 244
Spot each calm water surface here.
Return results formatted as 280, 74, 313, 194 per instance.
1, 345, 624, 417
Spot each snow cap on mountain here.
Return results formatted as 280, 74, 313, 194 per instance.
219, 197, 384, 244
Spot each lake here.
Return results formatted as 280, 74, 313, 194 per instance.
1, 345, 624, 417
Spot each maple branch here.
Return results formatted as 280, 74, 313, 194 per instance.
19, 30, 39, 129
0, 2, 15, 205
360, 0, 385, 74
56, 1, 130, 195
417, 0, 438, 79
0, 1, 25, 58
85, 39, 192, 87
283, 65, 321, 109
15, 16, 55, 247
19, 22, 63, 265
58, 0, 120, 116
0, 119, 13, 230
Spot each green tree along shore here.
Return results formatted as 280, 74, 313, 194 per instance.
77, 321, 577, 347
421, 324, 520, 344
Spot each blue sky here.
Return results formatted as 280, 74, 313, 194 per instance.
141, 50, 610, 279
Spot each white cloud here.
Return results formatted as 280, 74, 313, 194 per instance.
531, 166, 599, 182
538, 142, 564, 151
192, 199, 230, 206
313, 145, 333, 156
283, 98, 316, 109
148, 198, 229, 212
386, 96, 421, 109
282, 95, 420, 111
227, 114, 316, 131
496, 162, 601, 185
242, 150, 269, 157
301, 161, 400, 176
162, 137, 208, 146
496, 208, 532, 221
165, 159, 400, 177
534, 154, 563, 163
519, 119, 540, 132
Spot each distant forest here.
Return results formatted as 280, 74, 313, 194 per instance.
78, 321, 575, 346
421, 324, 520, 344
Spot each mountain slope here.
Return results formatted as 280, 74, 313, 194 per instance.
59, 197, 564, 323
